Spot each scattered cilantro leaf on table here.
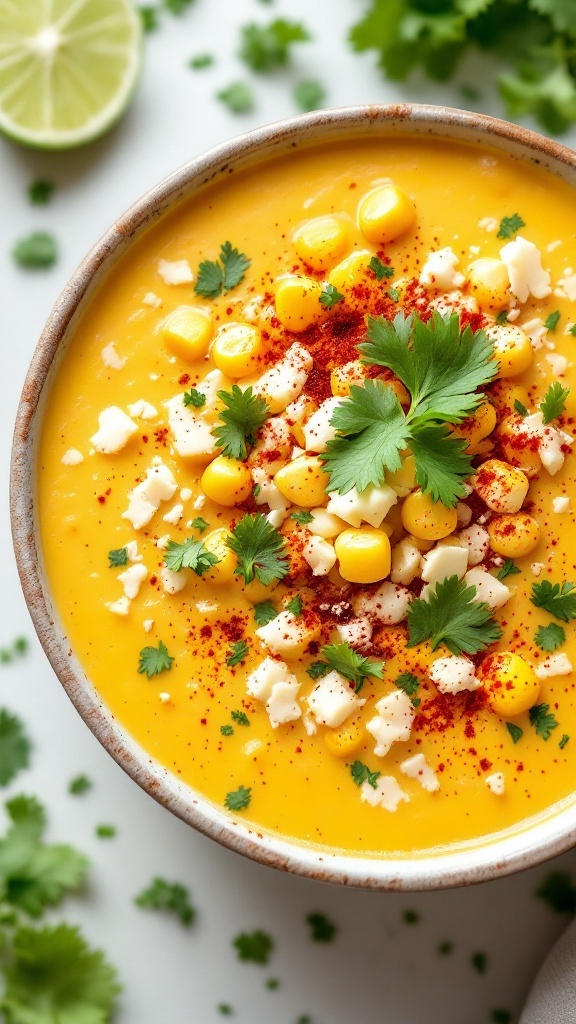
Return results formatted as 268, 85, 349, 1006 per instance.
316, 643, 384, 693
135, 877, 195, 924
0, 923, 120, 1022
231, 710, 250, 726
95, 824, 116, 839
306, 912, 337, 942
540, 381, 570, 423
213, 386, 269, 459
195, 242, 251, 297
217, 82, 254, 114
350, 760, 380, 789
164, 0, 195, 13
164, 537, 219, 575
226, 641, 249, 667
108, 546, 127, 567
28, 180, 55, 205
69, 774, 92, 796
137, 641, 174, 678
0, 638, 29, 665
12, 232, 57, 269
505, 722, 523, 744
0, 711, 30, 787
529, 703, 559, 740
497, 213, 525, 239
139, 6, 158, 32
225, 786, 251, 812
294, 79, 325, 112
536, 870, 576, 913
407, 576, 503, 656
183, 387, 206, 408
531, 580, 576, 621
403, 909, 420, 924
544, 309, 561, 331
535, 621, 566, 651
189, 53, 214, 69
218, 1004, 234, 1016
496, 559, 520, 580
233, 928, 273, 963
239, 19, 310, 71
228, 514, 289, 586
253, 600, 278, 626
471, 951, 488, 974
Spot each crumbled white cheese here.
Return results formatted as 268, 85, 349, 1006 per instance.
128, 399, 158, 420
303, 397, 342, 452
255, 610, 314, 659
302, 535, 336, 576
143, 619, 154, 633
163, 503, 183, 525
553, 495, 571, 513
546, 352, 568, 376
91, 406, 138, 454
160, 566, 187, 595
485, 772, 505, 796
429, 655, 480, 694
266, 509, 288, 529
519, 318, 548, 350
124, 541, 141, 562
157, 258, 193, 285
266, 681, 302, 727
193, 494, 206, 510
142, 291, 162, 308
246, 657, 302, 727
195, 599, 219, 613
499, 236, 551, 303
118, 563, 148, 599
306, 509, 345, 539
465, 567, 511, 610
390, 537, 422, 586
101, 341, 126, 370
522, 411, 573, 476
180, 488, 193, 502
250, 343, 313, 414
366, 690, 415, 757
165, 394, 218, 460
122, 459, 178, 530
61, 448, 84, 466
360, 777, 409, 812
479, 217, 498, 232
419, 247, 465, 290
335, 616, 373, 652
302, 712, 317, 736
156, 534, 170, 549
554, 271, 576, 301
534, 653, 573, 679
531, 562, 546, 577
456, 501, 472, 527
106, 596, 131, 616
326, 483, 397, 529
353, 582, 412, 625
307, 671, 362, 728
456, 524, 490, 567
251, 467, 291, 512
400, 753, 440, 793
158, 692, 171, 703
421, 545, 468, 585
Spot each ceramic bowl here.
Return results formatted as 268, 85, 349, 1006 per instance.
11, 103, 576, 890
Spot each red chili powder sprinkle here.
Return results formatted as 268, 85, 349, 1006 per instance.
479, 758, 493, 772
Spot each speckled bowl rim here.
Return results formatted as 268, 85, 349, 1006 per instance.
11, 103, 576, 891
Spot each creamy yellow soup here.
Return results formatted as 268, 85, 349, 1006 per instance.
38, 136, 576, 856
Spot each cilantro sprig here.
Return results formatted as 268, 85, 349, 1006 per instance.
540, 382, 570, 424
164, 537, 220, 575
535, 622, 566, 652
239, 19, 310, 71
322, 311, 496, 505
228, 513, 289, 586
531, 580, 576, 622
529, 703, 559, 741
497, 213, 525, 239
350, 760, 381, 789
213, 385, 269, 459
407, 576, 503, 656
137, 641, 174, 678
195, 242, 250, 298
313, 643, 384, 693
135, 877, 195, 925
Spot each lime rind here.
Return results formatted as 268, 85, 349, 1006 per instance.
0, 0, 143, 150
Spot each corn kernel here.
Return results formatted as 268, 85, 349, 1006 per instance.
385, 454, 416, 495
160, 305, 213, 361
293, 215, 348, 272
357, 184, 416, 245
401, 490, 458, 541
275, 275, 324, 333
324, 716, 365, 757
450, 400, 497, 455
330, 360, 367, 397
201, 456, 252, 507
327, 250, 373, 297
466, 258, 510, 311
498, 415, 541, 478
274, 455, 328, 507
202, 528, 238, 584
478, 651, 540, 717
212, 322, 262, 377
485, 323, 533, 379
473, 459, 529, 514
488, 512, 540, 558
334, 527, 391, 584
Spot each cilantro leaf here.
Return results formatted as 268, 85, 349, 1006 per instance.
191, 516, 209, 532
213, 385, 270, 459
231, 710, 250, 726
96, 824, 116, 839
108, 547, 127, 567
540, 381, 570, 423
69, 774, 92, 796
228, 513, 289, 586
409, 422, 473, 506
499, 58, 576, 137
320, 643, 384, 693
506, 722, 523, 744
1, 923, 120, 1021
221, 724, 234, 736
497, 213, 526, 239
291, 510, 314, 525
137, 641, 174, 678
164, 537, 220, 575
226, 640, 249, 667
496, 310, 509, 326
321, 380, 409, 494
225, 785, 251, 811
535, 622, 566, 651
531, 580, 576, 621
189, 53, 214, 69
239, 19, 310, 72
195, 242, 251, 297
217, 81, 254, 114
560, 733, 570, 749
369, 256, 394, 280
286, 595, 303, 616
233, 928, 273, 963
306, 661, 331, 680
514, 399, 528, 416
306, 912, 337, 942
0, 711, 31, 787
497, 559, 520, 580
183, 388, 206, 408
140, 6, 159, 32
350, 760, 380, 789
293, 79, 325, 112
164, 0, 195, 13
12, 232, 57, 269
529, 702, 559, 740
544, 310, 561, 331
394, 672, 419, 696
536, 870, 576, 913
28, 180, 55, 205
471, 951, 488, 974
253, 600, 278, 626
135, 877, 195, 924
407, 575, 503, 656
320, 283, 344, 308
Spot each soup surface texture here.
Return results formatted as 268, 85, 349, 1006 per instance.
38, 136, 576, 856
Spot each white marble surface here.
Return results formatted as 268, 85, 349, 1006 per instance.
1, 1, 575, 1020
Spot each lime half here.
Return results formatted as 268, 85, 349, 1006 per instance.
0, 0, 143, 150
